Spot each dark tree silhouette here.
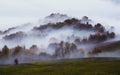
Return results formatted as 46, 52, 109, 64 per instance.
95, 23, 105, 32
109, 32, 115, 38
13, 45, 23, 56
2, 45, 9, 56
30, 45, 38, 50
60, 41, 64, 58
54, 41, 77, 58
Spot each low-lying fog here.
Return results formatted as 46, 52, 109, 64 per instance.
0, 0, 120, 64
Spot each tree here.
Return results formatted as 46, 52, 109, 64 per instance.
109, 32, 115, 38
70, 43, 77, 52
60, 41, 64, 58
30, 45, 37, 50
54, 41, 78, 58
64, 19, 73, 24
64, 42, 70, 55
74, 38, 81, 44
0, 51, 3, 58
2, 45, 9, 56
13, 45, 22, 56
95, 23, 105, 32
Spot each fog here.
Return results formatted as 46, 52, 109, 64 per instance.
0, 0, 120, 31
0, 0, 120, 64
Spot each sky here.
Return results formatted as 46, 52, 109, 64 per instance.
0, 0, 120, 31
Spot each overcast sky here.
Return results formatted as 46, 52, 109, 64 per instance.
0, 0, 120, 30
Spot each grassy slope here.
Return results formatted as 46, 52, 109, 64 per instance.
0, 58, 120, 75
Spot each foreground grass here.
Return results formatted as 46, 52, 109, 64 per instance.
0, 58, 120, 75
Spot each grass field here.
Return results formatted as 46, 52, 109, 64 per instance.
0, 58, 120, 75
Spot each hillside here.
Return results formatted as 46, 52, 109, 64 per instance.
0, 13, 119, 64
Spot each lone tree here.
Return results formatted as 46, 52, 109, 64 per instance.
2, 45, 9, 57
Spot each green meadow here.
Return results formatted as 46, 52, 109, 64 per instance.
0, 58, 120, 75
